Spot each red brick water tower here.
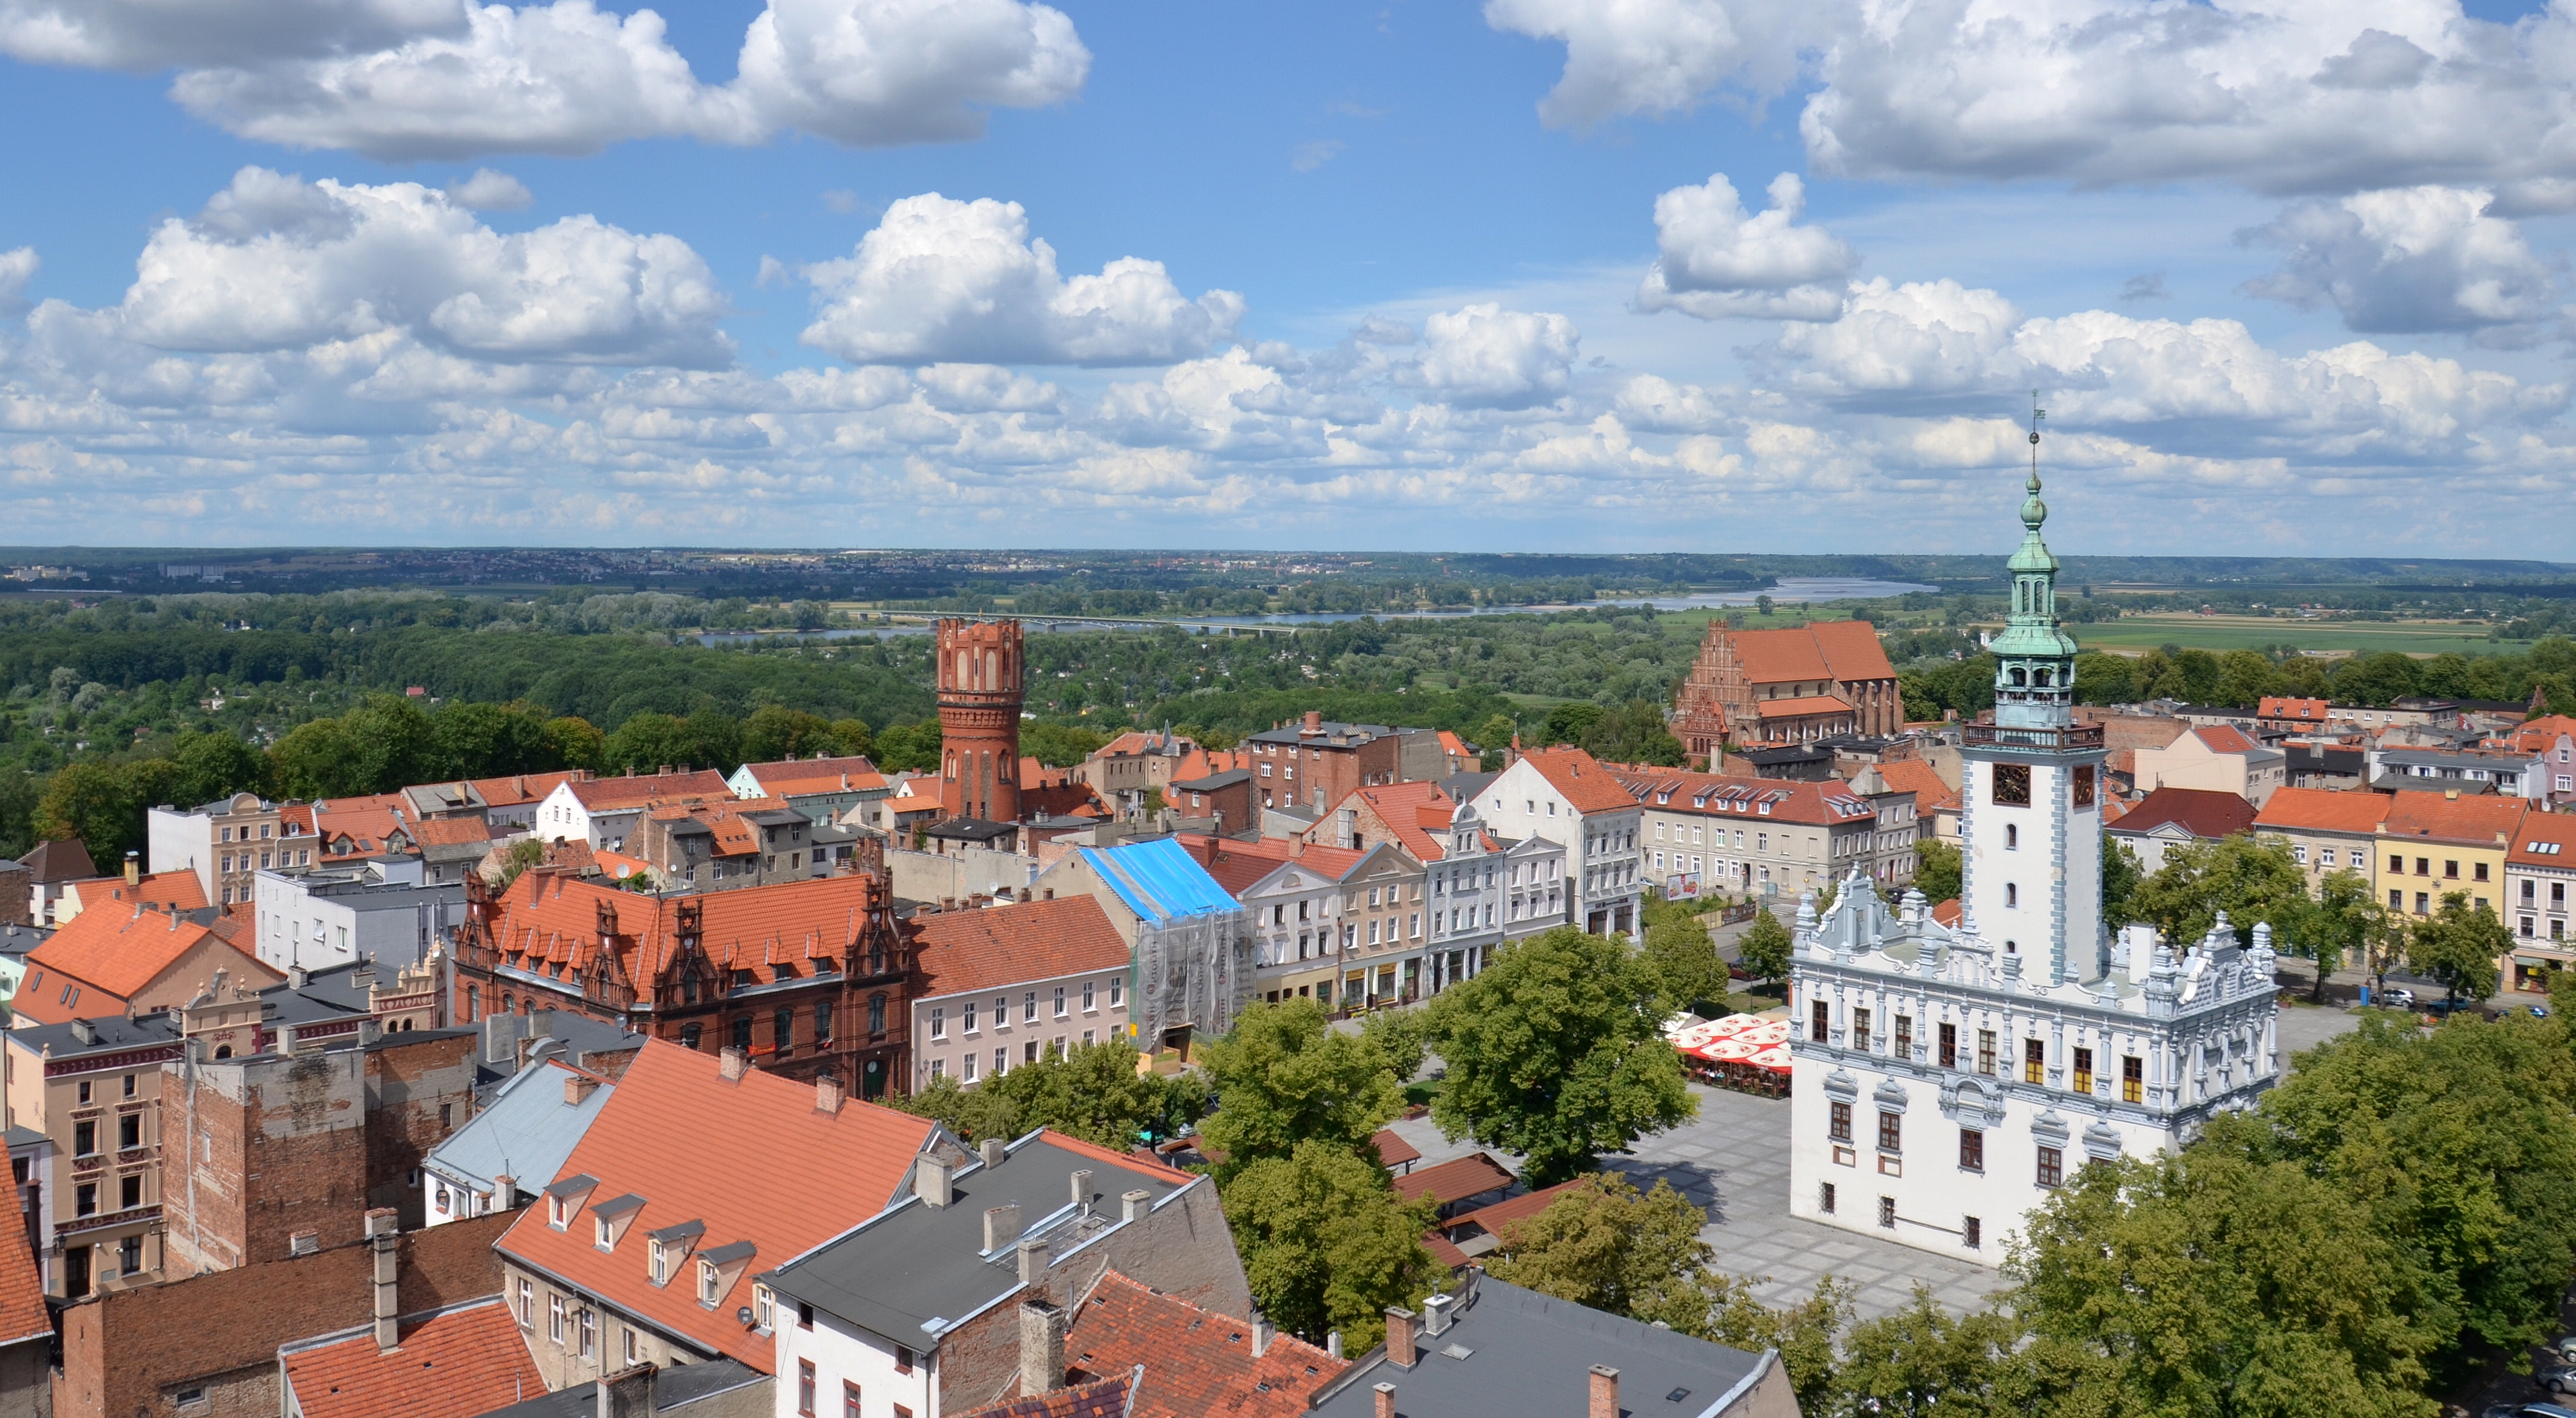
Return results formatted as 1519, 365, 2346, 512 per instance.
936, 619, 1024, 823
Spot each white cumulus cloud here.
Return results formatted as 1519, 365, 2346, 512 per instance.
1482, 0, 1810, 130
0, 0, 464, 69
116, 167, 731, 366
2242, 186, 2560, 335
446, 168, 533, 211
111, 0, 1086, 160
1402, 303, 1580, 409
1637, 172, 1855, 321
0, 247, 35, 316
798, 194, 1244, 367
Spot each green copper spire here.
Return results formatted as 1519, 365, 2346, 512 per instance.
1991, 394, 2079, 728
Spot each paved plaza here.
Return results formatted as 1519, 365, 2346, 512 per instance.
1384, 996, 2366, 1323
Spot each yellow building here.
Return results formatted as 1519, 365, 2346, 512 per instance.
2371, 791, 2524, 919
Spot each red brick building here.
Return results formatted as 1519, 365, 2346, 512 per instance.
1243, 712, 1407, 815
940, 619, 1027, 824
1671, 620, 1902, 761
449, 842, 914, 1099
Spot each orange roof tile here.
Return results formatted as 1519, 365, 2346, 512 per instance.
1172, 835, 1365, 897
1437, 1178, 1587, 1239
1422, 1229, 1473, 1271
2108, 787, 2258, 842
1062, 1270, 1346, 1418
479, 868, 890, 993
1521, 748, 1639, 815
1870, 759, 1957, 813
2380, 793, 2528, 847
1931, 898, 1962, 928
1392, 1153, 1516, 1209
2260, 697, 2331, 721
1753, 694, 1856, 718
0, 1194, 46, 1346
1606, 767, 1876, 829
2255, 787, 2392, 836
412, 817, 492, 848
956, 1376, 1133, 1418
1370, 1129, 1420, 1169
737, 756, 878, 790
2510, 811, 2576, 866
494, 1039, 934, 1373
2194, 725, 2261, 755
1727, 622, 1896, 686
562, 770, 735, 811
21, 904, 263, 1016
1333, 781, 1454, 862
466, 770, 585, 809
282, 1299, 541, 1418
62, 870, 208, 914
912, 896, 1131, 1000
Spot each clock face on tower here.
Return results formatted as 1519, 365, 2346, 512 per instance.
1992, 764, 2030, 806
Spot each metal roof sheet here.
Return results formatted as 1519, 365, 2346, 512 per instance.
1080, 839, 1240, 924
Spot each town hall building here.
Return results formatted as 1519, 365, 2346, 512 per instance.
1785, 441, 2282, 1262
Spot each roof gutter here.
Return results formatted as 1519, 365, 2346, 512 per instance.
1691, 1347, 1779, 1418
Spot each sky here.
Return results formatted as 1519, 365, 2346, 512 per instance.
3, 0, 2575, 557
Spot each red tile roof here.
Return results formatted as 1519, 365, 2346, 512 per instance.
1062, 1269, 1346, 1418
1752, 694, 1856, 719
281, 1299, 541, 1418
2380, 794, 2527, 847
1391, 1153, 1516, 1210
1520, 748, 1639, 815
1437, 1178, 1587, 1240
956, 1376, 1134, 1418
2511, 810, 2576, 866
311, 793, 415, 859
413, 817, 493, 848
1606, 768, 1874, 829
562, 770, 735, 811
2496, 715, 2576, 753
1369, 1129, 1420, 1170
2255, 787, 2392, 836
1421, 1229, 1473, 1270
1333, 781, 1455, 862
0, 1193, 47, 1346
20, 904, 265, 1019
1172, 836, 1364, 897
2259, 697, 2331, 722
2193, 725, 2262, 756
61, 870, 209, 915
479, 869, 889, 994
495, 1039, 934, 1374
737, 756, 879, 789
468, 770, 585, 809
912, 896, 1131, 1000
1870, 759, 1957, 813
1727, 622, 1896, 686
2107, 787, 2259, 842
1930, 898, 1962, 928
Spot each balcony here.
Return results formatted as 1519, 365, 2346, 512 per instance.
1964, 722, 2104, 751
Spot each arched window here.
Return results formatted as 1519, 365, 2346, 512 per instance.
680, 1023, 702, 1050
2010, 668, 2027, 686
214, 1045, 233, 1060
868, 993, 887, 1035
465, 984, 479, 1020
2035, 668, 2053, 688
500, 991, 513, 1015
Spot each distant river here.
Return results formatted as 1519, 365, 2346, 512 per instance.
691, 574, 1937, 645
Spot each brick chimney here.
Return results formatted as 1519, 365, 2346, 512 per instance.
597, 1362, 658, 1418
1384, 1306, 1418, 1368
564, 1074, 599, 1106
1373, 1382, 1396, 1418
366, 1208, 400, 1351
814, 1073, 844, 1115
1019, 1299, 1066, 1399
1589, 1365, 1620, 1418
719, 1046, 748, 1081
123, 851, 140, 887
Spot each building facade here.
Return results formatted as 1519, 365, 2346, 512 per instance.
147, 793, 295, 909
1786, 458, 2281, 1263
1671, 620, 1903, 761
1613, 769, 1913, 902
909, 895, 1135, 1089
1243, 714, 1408, 815
938, 618, 1026, 825
1471, 748, 1643, 940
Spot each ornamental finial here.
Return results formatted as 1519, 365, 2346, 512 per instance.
2021, 391, 2047, 529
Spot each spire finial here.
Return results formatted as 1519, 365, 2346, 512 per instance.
2021, 390, 2047, 529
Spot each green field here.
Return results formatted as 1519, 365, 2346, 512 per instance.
2061, 614, 2505, 658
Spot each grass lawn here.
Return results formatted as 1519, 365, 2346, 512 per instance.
2063, 613, 2505, 657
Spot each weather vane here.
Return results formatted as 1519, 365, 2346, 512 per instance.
2028, 390, 2045, 480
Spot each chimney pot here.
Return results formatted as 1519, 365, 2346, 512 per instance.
916, 1156, 955, 1208
565, 1074, 598, 1107
1121, 1189, 1150, 1224
1590, 1366, 1620, 1418
1069, 1169, 1092, 1213
815, 1073, 845, 1115
1018, 1299, 1067, 1399
1385, 1306, 1418, 1368
719, 1046, 748, 1081
985, 1204, 1023, 1252
1423, 1292, 1454, 1338
1328, 1331, 1342, 1360
1374, 1382, 1396, 1418
1252, 1316, 1275, 1358
981, 1137, 1007, 1169
1015, 1235, 1046, 1288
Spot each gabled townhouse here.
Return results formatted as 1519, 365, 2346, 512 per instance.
1311, 783, 1560, 995
2487, 714, 2576, 808
147, 791, 297, 908
1602, 768, 1876, 907
1871, 758, 1961, 843
49, 862, 208, 926
450, 855, 915, 1099
2257, 696, 2334, 733
1242, 714, 1410, 815
2251, 787, 2390, 888
728, 755, 891, 829
493, 1039, 940, 1393
2374, 792, 2526, 919
1472, 748, 1643, 939
629, 796, 832, 892
423, 1057, 618, 1228
1077, 729, 1202, 817
965, 1266, 1348, 1418
2103, 786, 2259, 875
2131, 724, 2288, 807
2505, 810, 2576, 990
1186, 835, 1367, 1006
759, 1130, 1253, 1418
23, 837, 95, 926
3, 1012, 182, 1298
1328, 842, 1433, 1010
533, 770, 735, 853
1036, 839, 1254, 1055
909, 895, 1135, 1090
12, 899, 279, 1026
400, 770, 585, 833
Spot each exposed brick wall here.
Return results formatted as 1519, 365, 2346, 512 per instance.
363, 1033, 479, 1226
163, 1050, 368, 1276
54, 1209, 512, 1418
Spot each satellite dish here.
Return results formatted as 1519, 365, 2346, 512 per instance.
736, 1306, 755, 1327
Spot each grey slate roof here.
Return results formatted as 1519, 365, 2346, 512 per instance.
6, 1012, 182, 1063
423, 1058, 616, 1196
1308, 1276, 1771, 1418
760, 1133, 1191, 1349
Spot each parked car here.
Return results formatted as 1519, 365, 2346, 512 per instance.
2379, 986, 2417, 1009
2482, 1402, 2576, 1418
2530, 1004, 2553, 1019
2540, 1362, 2576, 1397
2550, 1335, 2576, 1365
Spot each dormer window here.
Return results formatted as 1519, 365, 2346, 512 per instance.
650, 1240, 670, 1285
596, 1215, 612, 1248
698, 1259, 721, 1306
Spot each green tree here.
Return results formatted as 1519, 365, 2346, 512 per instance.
600, 712, 693, 774
542, 715, 606, 773
1484, 1172, 1725, 1332
1359, 1007, 1430, 1083
1019, 722, 1106, 768
2008, 1132, 2443, 1418
339, 693, 439, 792
1735, 907, 1793, 986
2405, 890, 2508, 1006
269, 716, 372, 799
1829, 1290, 2086, 1418
1911, 839, 1962, 906
36, 757, 182, 864
1196, 998, 1403, 1181
1543, 701, 1606, 747
874, 721, 943, 772
2123, 832, 2309, 949
2289, 868, 2386, 1002
1426, 927, 1696, 1185
2100, 834, 2144, 932
1642, 915, 1730, 1014
896, 1041, 1198, 1150
171, 730, 270, 805
1473, 713, 1517, 756
430, 700, 556, 780
828, 718, 876, 761
1705, 1273, 1855, 1417
740, 705, 838, 764
1221, 1141, 1440, 1351
2214, 649, 2280, 707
